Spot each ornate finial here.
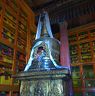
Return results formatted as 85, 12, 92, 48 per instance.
35, 10, 53, 39
40, 12, 49, 37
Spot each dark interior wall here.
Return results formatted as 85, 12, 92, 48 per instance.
51, 23, 60, 34
35, 15, 60, 34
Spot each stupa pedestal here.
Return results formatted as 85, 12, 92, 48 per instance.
15, 68, 71, 96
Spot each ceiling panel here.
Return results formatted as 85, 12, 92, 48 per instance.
24, 0, 53, 7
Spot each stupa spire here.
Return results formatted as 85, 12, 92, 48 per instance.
35, 11, 53, 39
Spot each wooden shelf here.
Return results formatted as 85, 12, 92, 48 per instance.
0, 39, 14, 49
68, 22, 95, 95
0, 62, 12, 69
83, 78, 95, 80
0, 68, 13, 75
71, 62, 95, 66
0, 0, 36, 95
82, 88, 95, 92
73, 87, 82, 92
5, 5, 17, 16
17, 48, 26, 55
0, 85, 19, 92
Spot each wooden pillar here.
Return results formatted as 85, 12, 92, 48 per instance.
60, 21, 74, 96
60, 21, 71, 69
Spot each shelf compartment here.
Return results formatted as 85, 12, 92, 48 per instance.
0, 44, 13, 64
72, 72, 80, 79
4, 10, 16, 24
83, 65, 94, 78
70, 56, 79, 64
84, 92, 95, 96
17, 37, 27, 44
81, 53, 92, 62
19, 16, 27, 27
16, 52, 26, 62
17, 48, 26, 55
0, 68, 12, 75
80, 43, 92, 62
78, 31, 88, 40
18, 28, 27, 40
3, 20, 16, 30
90, 29, 95, 37
18, 61, 26, 71
3, 17, 16, 28
18, 10, 27, 33
69, 45, 79, 64
2, 30, 15, 40
0, 63, 12, 70
0, 76, 12, 85
2, 33, 14, 44
92, 41, 95, 51
70, 45, 78, 55
69, 34, 77, 43
3, 26, 15, 36
3, 56, 13, 64
72, 79, 82, 87
72, 66, 80, 79
9, 0, 18, 12
0, 85, 19, 92
2, 27, 15, 43
80, 42, 91, 53
85, 79, 95, 88
70, 55, 79, 64
16, 51, 26, 71
3, 21, 16, 33
18, 21, 27, 32
13, 79, 19, 85
6, 0, 17, 13
19, 9, 27, 20
17, 41, 26, 51
0, 43, 13, 56
74, 93, 83, 96
17, 34, 27, 51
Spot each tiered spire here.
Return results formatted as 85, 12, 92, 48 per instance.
35, 11, 53, 39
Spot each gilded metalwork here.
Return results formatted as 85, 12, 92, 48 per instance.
20, 79, 65, 96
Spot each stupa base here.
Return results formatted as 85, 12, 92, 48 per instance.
14, 68, 71, 96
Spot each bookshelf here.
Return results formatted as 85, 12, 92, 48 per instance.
68, 22, 95, 96
0, 0, 36, 96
